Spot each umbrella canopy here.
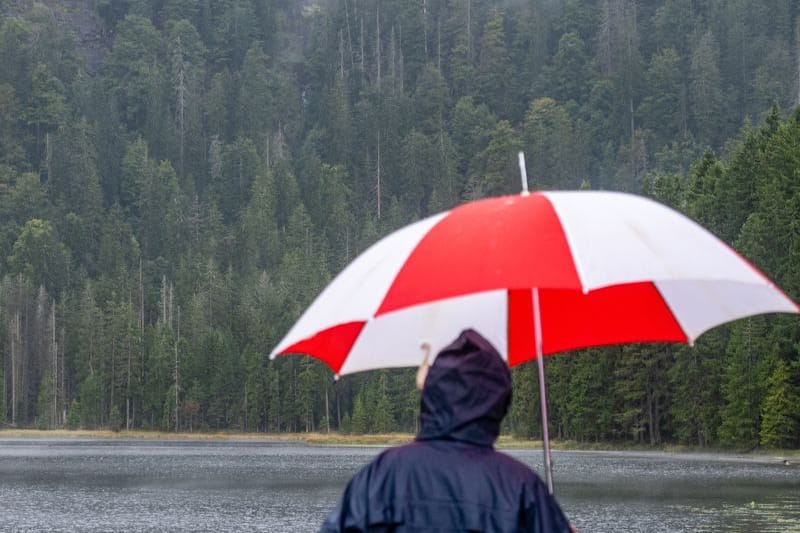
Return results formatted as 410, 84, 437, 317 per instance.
270, 190, 798, 374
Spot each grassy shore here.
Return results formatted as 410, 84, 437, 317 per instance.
0, 428, 417, 445
1, 429, 798, 459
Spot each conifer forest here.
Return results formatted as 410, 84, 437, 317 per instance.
1, 0, 799, 449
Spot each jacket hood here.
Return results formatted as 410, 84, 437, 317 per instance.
417, 329, 511, 446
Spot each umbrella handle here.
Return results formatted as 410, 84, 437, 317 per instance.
416, 342, 432, 390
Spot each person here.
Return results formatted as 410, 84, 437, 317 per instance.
319, 328, 573, 532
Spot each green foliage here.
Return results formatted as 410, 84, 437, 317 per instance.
759, 358, 799, 448
66, 399, 80, 429
108, 15, 165, 129
550, 32, 594, 105
0, 363, 5, 423
26, 63, 66, 134
78, 373, 103, 429
36, 373, 54, 429
340, 412, 352, 435
522, 97, 588, 190
718, 319, 771, 448
467, 120, 521, 198
109, 404, 122, 432
510, 363, 539, 439
7, 219, 70, 294
565, 350, 615, 442
350, 393, 368, 435
0, 0, 798, 450
638, 48, 686, 146
668, 334, 724, 447
477, 13, 511, 117
689, 30, 723, 146
370, 372, 394, 433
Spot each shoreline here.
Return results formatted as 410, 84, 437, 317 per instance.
0, 429, 798, 460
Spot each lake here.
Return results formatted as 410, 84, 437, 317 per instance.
0, 438, 797, 532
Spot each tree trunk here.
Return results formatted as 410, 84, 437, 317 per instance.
467, 0, 472, 62
110, 329, 115, 427
51, 301, 57, 427
175, 306, 180, 432
11, 313, 18, 425
325, 387, 330, 433
390, 26, 396, 85
796, 16, 800, 106
126, 313, 131, 431
647, 386, 655, 446
343, 0, 355, 72
339, 31, 346, 80
437, 18, 442, 73
422, 0, 428, 60
360, 17, 365, 73
336, 383, 341, 430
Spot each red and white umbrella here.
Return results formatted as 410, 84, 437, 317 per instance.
270, 188, 798, 492
271, 190, 797, 373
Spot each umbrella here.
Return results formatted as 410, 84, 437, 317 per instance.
270, 169, 799, 493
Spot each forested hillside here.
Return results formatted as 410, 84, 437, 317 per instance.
0, 0, 798, 449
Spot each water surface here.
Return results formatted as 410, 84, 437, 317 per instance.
0, 438, 797, 532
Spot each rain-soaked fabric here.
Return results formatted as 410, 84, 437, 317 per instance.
319, 329, 572, 533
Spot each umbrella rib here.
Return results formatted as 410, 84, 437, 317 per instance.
649, 280, 693, 345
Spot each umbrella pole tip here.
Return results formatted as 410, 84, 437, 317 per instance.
518, 152, 530, 196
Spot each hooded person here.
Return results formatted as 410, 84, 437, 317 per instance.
319, 329, 573, 533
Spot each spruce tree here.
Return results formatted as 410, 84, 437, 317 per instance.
759, 359, 799, 448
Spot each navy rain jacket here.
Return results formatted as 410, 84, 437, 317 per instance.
319, 329, 572, 533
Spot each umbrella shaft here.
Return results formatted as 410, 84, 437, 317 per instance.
533, 288, 554, 495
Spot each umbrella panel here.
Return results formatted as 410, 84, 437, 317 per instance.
377, 194, 581, 315
508, 283, 686, 365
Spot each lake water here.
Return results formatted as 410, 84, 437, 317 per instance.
0, 438, 797, 532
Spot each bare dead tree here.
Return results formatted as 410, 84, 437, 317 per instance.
172, 37, 189, 180
398, 24, 404, 92
175, 305, 180, 432
422, 0, 428, 59
360, 16, 365, 74
10, 313, 19, 425
51, 300, 57, 427
796, 16, 800, 106
343, 0, 355, 72
467, 0, 472, 62
376, 130, 382, 219
339, 30, 346, 79
437, 17, 442, 73
375, 2, 382, 85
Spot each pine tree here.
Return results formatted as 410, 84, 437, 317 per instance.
718, 319, 770, 449
689, 30, 724, 146
351, 391, 368, 434
759, 358, 799, 448
510, 362, 539, 439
